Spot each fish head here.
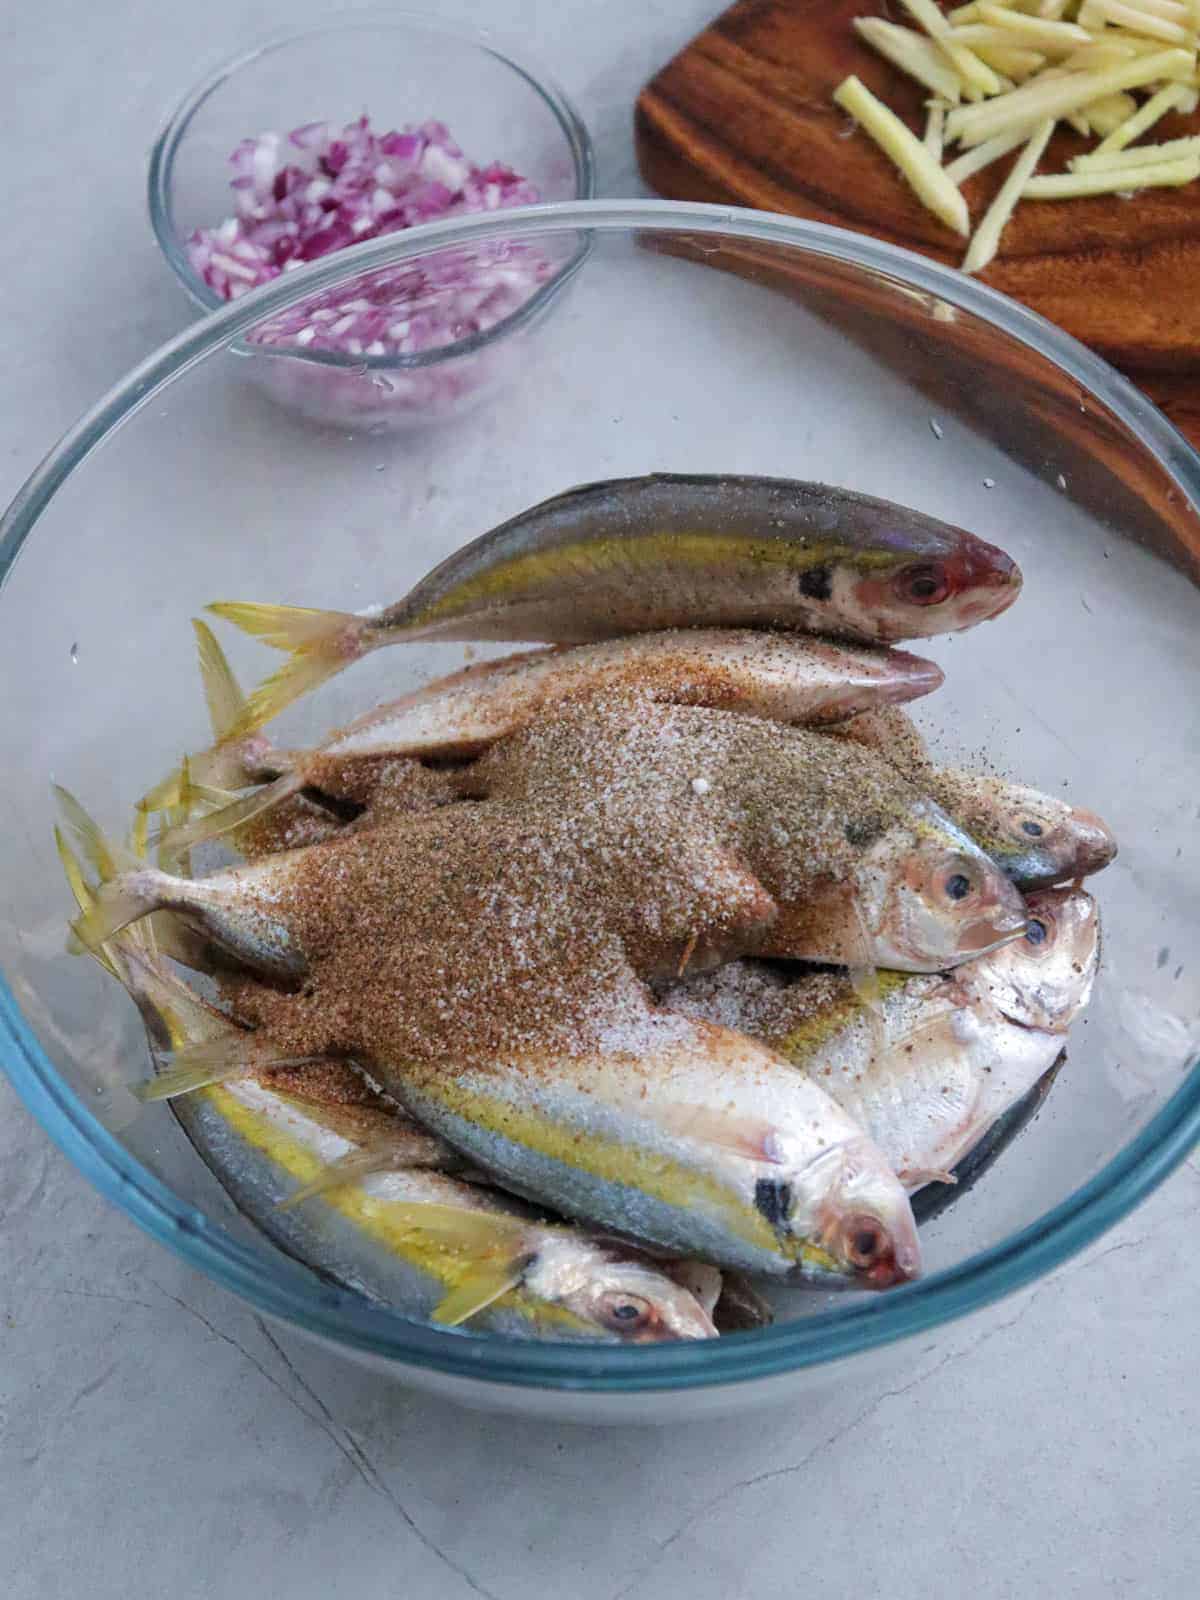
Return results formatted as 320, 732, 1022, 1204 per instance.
859, 803, 1028, 971
663, 1258, 725, 1319
793, 1137, 922, 1289
526, 1236, 719, 1342
967, 887, 1100, 1033
954, 779, 1118, 887
838, 529, 1022, 642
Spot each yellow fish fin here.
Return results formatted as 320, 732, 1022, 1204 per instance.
207, 602, 366, 733
375, 1201, 526, 1250
132, 1063, 233, 1102
131, 1033, 263, 1102
157, 756, 206, 877
54, 829, 227, 1053
138, 767, 186, 817
156, 771, 304, 860
53, 786, 136, 883
71, 871, 160, 954
55, 828, 122, 978
433, 1258, 530, 1328
115, 944, 236, 1056
192, 618, 248, 743
129, 803, 152, 864
133, 1054, 242, 1102
277, 1142, 415, 1211
56, 825, 95, 915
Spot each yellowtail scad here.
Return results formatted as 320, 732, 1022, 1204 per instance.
206, 474, 1022, 731
665, 887, 1100, 1192
832, 707, 1117, 887
158, 624, 946, 857
55, 802, 720, 1343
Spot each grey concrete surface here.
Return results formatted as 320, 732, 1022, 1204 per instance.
2, 3, 1198, 1596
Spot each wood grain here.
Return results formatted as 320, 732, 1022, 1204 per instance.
644, 230, 1200, 577
635, 0, 1200, 451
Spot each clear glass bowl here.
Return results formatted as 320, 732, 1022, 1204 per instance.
147, 15, 594, 428
3, 202, 1198, 1423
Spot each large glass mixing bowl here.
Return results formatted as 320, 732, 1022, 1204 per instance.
2, 202, 1197, 1423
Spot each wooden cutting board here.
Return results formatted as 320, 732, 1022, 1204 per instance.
635, 0, 1200, 451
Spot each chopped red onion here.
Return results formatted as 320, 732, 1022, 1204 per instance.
185, 115, 548, 359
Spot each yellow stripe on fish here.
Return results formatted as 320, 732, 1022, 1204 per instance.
402, 1070, 832, 1272
411, 534, 897, 624
205, 1084, 593, 1336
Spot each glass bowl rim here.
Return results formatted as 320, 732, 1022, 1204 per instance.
3, 198, 1198, 1394
146, 9, 596, 370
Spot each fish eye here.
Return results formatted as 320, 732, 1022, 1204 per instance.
893, 561, 950, 606
944, 871, 973, 902
598, 1292, 654, 1333
1021, 820, 1045, 837
1026, 918, 1049, 946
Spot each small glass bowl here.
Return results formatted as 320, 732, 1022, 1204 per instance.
147, 14, 594, 429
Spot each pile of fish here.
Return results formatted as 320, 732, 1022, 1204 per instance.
59, 474, 1114, 1343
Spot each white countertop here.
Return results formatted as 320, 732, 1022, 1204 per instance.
2, 2, 1197, 1595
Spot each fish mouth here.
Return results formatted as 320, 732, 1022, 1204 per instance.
1065, 807, 1118, 877
881, 650, 946, 702
861, 1249, 918, 1290
879, 1203, 922, 1286
957, 872, 1030, 956
665, 1306, 720, 1342
1004, 808, 1117, 888
949, 543, 1023, 627
815, 1197, 923, 1290
959, 912, 1029, 958
852, 1222, 922, 1290
621, 1310, 719, 1343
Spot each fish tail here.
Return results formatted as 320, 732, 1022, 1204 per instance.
136, 786, 220, 967
55, 825, 95, 918
132, 1030, 294, 1101
192, 618, 248, 742
132, 624, 274, 827
135, 757, 208, 873
53, 786, 138, 883
137, 766, 187, 817
54, 788, 163, 963
129, 802, 152, 864
55, 827, 122, 976
138, 913, 211, 972
54, 816, 232, 1054
71, 867, 169, 953
133, 1056, 244, 1107
116, 944, 230, 1056
206, 602, 367, 732
57, 824, 202, 1055
156, 771, 305, 859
